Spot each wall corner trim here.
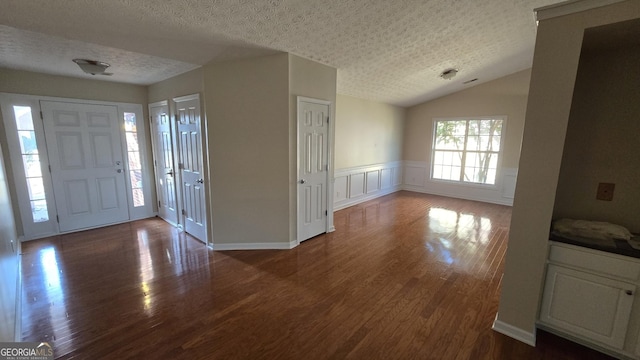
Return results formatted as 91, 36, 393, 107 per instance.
492, 314, 537, 347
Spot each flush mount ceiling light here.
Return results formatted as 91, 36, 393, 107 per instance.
72, 59, 113, 76
439, 68, 458, 80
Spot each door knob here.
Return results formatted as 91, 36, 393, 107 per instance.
166, 170, 174, 176
116, 169, 122, 173
299, 179, 306, 184
626, 290, 634, 296
196, 179, 204, 184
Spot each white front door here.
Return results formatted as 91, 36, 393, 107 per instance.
297, 98, 329, 242
150, 102, 179, 226
174, 94, 207, 242
41, 101, 129, 232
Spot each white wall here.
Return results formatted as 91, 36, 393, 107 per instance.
495, 0, 640, 344
553, 38, 640, 233
204, 54, 292, 248
0, 144, 19, 341
333, 95, 404, 209
403, 70, 530, 206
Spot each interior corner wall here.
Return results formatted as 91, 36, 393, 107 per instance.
334, 94, 405, 170
288, 54, 337, 241
495, 0, 640, 341
203, 53, 291, 247
0, 145, 19, 341
403, 69, 531, 205
147, 67, 204, 104
0, 68, 149, 236
553, 44, 640, 233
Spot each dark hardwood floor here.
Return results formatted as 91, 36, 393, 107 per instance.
20, 191, 614, 359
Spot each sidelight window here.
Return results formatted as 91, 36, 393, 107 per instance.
124, 112, 145, 207
13, 105, 49, 222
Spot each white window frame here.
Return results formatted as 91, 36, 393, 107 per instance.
430, 116, 507, 188
0, 93, 154, 240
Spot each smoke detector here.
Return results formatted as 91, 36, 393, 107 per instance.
72, 59, 113, 76
439, 68, 458, 80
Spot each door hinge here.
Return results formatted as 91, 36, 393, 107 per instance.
325, 210, 328, 216
325, 164, 328, 171
56, 215, 59, 223
149, 115, 153, 123
48, 165, 51, 173
181, 209, 186, 216
40, 111, 43, 120
158, 200, 161, 208
326, 117, 329, 123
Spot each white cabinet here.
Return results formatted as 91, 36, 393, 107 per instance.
540, 264, 635, 349
539, 242, 640, 359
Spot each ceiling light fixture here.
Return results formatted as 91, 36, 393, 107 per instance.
439, 68, 458, 80
72, 59, 113, 76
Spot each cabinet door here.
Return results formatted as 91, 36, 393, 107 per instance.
540, 264, 636, 349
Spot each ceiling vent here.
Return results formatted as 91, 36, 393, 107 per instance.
72, 59, 113, 76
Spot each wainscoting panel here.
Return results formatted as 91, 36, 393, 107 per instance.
334, 161, 403, 210
402, 161, 518, 206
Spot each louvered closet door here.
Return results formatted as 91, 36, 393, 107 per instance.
41, 101, 129, 232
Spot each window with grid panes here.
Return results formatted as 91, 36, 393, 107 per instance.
431, 117, 504, 185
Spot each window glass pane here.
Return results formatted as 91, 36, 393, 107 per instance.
18, 131, 38, 154
13, 106, 34, 130
31, 200, 49, 222
432, 118, 503, 185
23, 154, 42, 177
124, 113, 137, 132
132, 188, 145, 207
126, 132, 139, 152
128, 151, 141, 170
130, 170, 143, 189
27, 177, 46, 200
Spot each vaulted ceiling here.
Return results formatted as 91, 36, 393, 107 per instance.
0, 0, 564, 107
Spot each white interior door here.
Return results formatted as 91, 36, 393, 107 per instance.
297, 98, 329, 242
150, 102, 179, 226
174, 94, 207, 242
41, 101, 129, 232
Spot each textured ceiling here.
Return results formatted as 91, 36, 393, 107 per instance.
0, 0, 565, 107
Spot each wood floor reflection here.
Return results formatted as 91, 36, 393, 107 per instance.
21, 191, 613, 359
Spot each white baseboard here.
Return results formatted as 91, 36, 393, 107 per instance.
492, 315, 537, 347
212, 240, 298, 251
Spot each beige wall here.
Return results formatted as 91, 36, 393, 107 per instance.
0, 145, 19, 341
404, 69, 530, 168
0, 68, 150, 235
148, 67, 203, 104
204, 53, 291, 245
553, 43, 640, 233
496, 0, 640, 338
335, 94, 405, 170
289, 54, 337, 240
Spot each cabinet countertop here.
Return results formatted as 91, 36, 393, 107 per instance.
550, 232, 640, 259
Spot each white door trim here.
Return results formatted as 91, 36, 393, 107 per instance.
296, 96, 335, 245
0, 92, 154, 240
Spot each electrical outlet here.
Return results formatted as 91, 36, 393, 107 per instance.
596, 182, 615, 201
